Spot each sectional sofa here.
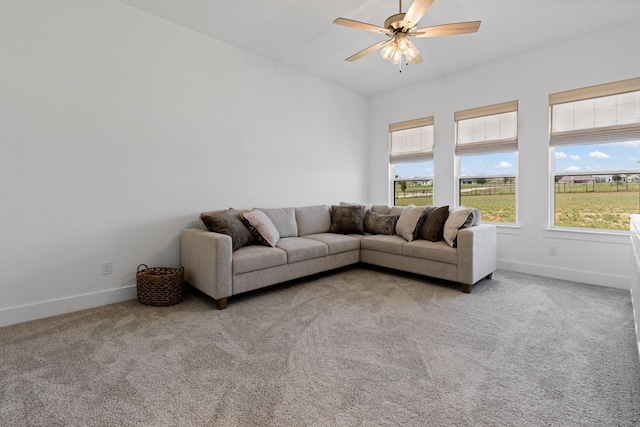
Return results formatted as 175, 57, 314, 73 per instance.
181, 203, 497, 309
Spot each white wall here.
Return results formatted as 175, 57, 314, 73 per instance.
369, 20, 640, 290
0, 0, 368, 326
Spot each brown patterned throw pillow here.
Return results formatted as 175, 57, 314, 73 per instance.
364, 211, 399, 235
200, 208, 254, 251
419, 205, 450, 242
330, 205, 365, 234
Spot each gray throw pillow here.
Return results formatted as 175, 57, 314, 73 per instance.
395, 205, 426, 241
419, 205, 450, 242
330, 205, 365, 234
443, 207, 474, 247
241, 210, 280, 247
363, 211, 399, 235
200, 208, 254, 251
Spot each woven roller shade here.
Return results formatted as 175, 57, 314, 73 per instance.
550, 77, 640, 146
389, 116, 434, 164
455, 101, 518, 155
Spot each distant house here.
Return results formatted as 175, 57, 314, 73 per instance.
605, 174, 627, 183
557, 175, 596, 184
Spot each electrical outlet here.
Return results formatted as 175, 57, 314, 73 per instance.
549, 246, 558, 256
101, 261, 113, 275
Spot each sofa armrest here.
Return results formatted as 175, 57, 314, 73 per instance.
456, 224, 497, 286
181, 229, 233, 301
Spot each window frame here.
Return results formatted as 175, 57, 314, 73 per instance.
549, 77, 640, 231
389, 116, 435, 205
455, 101, 519, 225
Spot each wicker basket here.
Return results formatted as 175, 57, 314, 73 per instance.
136, 264, 184, 306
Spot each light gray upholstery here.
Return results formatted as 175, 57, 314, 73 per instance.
403, 239, 457, 264
276, 237, 328, 263
258, 207, 299, 238
295, 205, 331, 236
360, 235, 406, 256
232, 245, 287, 274
301, 233, 361, 255
181, 204, 497, 307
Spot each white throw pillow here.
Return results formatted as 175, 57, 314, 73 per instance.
395, 205, 426, 242
443, 206, 474, 247
242, 210, 280, 247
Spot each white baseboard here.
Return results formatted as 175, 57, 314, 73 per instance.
1, 263, 629, 328
498, 259, 630, 290
0, 286, 137, 328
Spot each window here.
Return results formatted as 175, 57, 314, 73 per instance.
550, 77, 640, 231
455, 101, 518, 223
389, 117, 434, 206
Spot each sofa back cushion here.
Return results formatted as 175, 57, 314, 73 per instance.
295, 205, 331, 236
371, 205, 392, 215
258, 207, 298, 238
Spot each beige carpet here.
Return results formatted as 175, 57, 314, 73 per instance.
1, 267, 639, 426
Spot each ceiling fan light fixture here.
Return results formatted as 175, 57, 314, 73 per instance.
334, 0, 480, 67
380, 42, 396, 60
382, 33, 421, 66
397, 34, 409, 50
405, 40, 419, 61
391, 49, 403, 65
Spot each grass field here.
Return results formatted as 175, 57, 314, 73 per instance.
394, 181, 640, 230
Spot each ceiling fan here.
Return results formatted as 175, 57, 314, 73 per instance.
333, 0, 480, 68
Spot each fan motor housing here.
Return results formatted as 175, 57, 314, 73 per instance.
384, 13, 407, 31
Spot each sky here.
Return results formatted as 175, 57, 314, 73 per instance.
394, 140, 640, 178
553, 141, 640, 174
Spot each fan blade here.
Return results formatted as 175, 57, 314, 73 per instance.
401, 0, 435, 29
408, 53, 423, 65
333, 18, 391, 34
413, 21, 481, 38
345, 40, 389, 62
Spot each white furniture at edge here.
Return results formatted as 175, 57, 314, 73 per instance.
630, 214, 640, 356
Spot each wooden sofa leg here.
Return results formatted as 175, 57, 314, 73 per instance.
215, 298, 228, 310
486, 272, 493, 279
461, 283, 472, 294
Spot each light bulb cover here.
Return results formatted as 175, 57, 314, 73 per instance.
380, 42, 396, 60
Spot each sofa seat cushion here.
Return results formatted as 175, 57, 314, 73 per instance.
275, 237, 328, 263
233, 245, 287, 274
360, 235, 407, 256
403, 239, 458, 265
301, 233, 360, 255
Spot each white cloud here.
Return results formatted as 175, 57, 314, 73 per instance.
570, 155, 580, 161
615, 141, 640, 149
589, 151, 610, 159
555, 151, 567, 159
496, 161, 512, 168
566, 166, 580, 172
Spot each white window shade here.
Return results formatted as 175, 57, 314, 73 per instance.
550, 77, 640, 146
389, 117, 434, 164
455, 101, 518, 155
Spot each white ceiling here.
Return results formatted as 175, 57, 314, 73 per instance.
116, 0, 640, 96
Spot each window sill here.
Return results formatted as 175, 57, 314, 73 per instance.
493, 224, 522, 235
545, 227, 629, 244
